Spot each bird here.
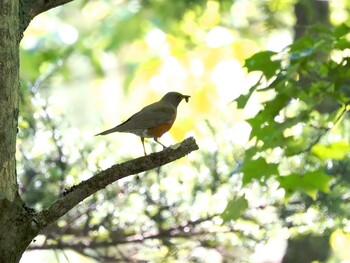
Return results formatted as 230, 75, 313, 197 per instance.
95, 91, 190, 155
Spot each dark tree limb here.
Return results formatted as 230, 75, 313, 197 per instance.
34, 137, 199, 230
29, 0, 75, 19
28, 214, 225, 251
19, 0, 75, 34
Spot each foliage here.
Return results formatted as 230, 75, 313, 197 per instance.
237, 23, 350, 200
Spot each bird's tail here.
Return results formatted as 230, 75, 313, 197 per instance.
95, 126, 121, 136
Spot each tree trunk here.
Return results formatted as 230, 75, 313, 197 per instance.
0, 0, 19, 203
283, 1, 332, 261
0, 198, 40, 263
0, 1, 39, 262
0, 1, 37, 262
294, 0, 330, 40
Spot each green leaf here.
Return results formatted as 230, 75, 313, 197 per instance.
248, 122, 285, 150
244, 51, 280, 79
289, 35, 315, 52
236, 78, 260, 109
221, 195, 248, 223
258, 73, 286, 91
290, 47, 314, 61
333, 23, 350, 39
277, 171, 331, 200
247, 93, 290, 145
312, 141, 350, 160
241, 157, 278, 185
289, 35, 316, 62
334, 37, 350, 50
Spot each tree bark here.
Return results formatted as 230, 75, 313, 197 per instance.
0, 1, 39, 262
294, 0, 330, 40
0, 0, 19, 203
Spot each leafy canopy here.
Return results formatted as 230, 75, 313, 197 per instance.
237, 23, 350, 200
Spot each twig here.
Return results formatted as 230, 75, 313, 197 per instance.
301, 105, 348, 153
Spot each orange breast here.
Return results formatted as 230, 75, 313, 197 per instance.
146, 122, 174, 138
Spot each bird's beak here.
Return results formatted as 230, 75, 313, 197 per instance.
182, 95, 190, 103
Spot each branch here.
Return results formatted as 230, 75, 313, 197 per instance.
301, 105, 348, 154
28, 230, 215, 250
19, 0, 75, 35
29, 228, 238, 250
34, 137, 199, 229
28, 215, 226, 251
28, 0, 75, 19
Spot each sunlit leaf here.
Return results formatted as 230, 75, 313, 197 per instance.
221, 195, 248, 223
289, 35, 316, 62
236, 78, 260, 109
277, 171, 331, 200
244, 51, 280, 79
289, 35, 315, 51
334, 38, 350, 50
241, 157, 278, 185
312, 141, 350, 160
330, 229, 350, 256
333, 23, 350, 38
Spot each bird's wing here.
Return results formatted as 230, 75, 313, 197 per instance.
114, 102, 176, 132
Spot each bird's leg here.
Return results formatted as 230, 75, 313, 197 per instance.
154, 137, 166, 149
141, 137, 147, 156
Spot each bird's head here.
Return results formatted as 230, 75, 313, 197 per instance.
162, 92, 191, 107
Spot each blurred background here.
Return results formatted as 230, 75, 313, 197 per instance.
18, 0, 350, 262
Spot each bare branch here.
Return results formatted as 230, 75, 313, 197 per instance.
29, 228, 238, 250
28, 0, 75, 19
28, 214, 228, 251
34, 137, 199, 229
